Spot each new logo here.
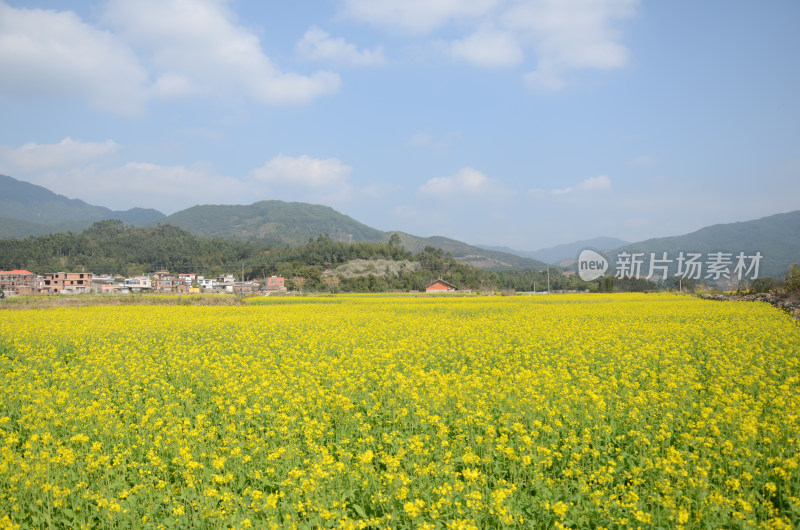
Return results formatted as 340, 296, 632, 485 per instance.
578, 250, 608, 281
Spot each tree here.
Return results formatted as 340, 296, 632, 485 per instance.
598, 276, 615, 292
292, 276, 306, 293
322, 275, 340, 294
748, 277, 775, 294
785, 264, 800, 295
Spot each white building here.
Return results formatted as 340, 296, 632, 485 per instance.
124, 276, 151, 291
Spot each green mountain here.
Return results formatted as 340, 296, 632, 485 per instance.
160, 202, 547, 270
0, 174, 165, 237
0, 175, 545, 271
159, 201, 386, 245
13, 174, 797, 278
0, 216, 55, 238
605, 211, 800, 280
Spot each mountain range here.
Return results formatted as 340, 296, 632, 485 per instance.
155, 202, 547, 270
478, 237, 631, 265
1, 174, 798, 278
0, 174, 164, 236
0, 174, 545, 270
605, 211, 800, 280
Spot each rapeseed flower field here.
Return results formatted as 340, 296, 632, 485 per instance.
1, 293, 798, 528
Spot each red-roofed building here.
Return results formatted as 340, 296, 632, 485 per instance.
0, 270, 35, 295
424, 278, 457, 293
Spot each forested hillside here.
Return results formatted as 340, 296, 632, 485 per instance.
159, 201, 385, 245
0, 220, 258, 277
0, 221, 588, 293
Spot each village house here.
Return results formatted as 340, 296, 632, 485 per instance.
232, 281, 261, 294
152, 271, 188, 293
263, 275, 286, 292
124, 275, 152, 292
177, 274, 196, 286
216, 274, 236, 293
42, 272, 93, 294
199, 278, 217, 291
0, 269, 36, 295
2, 268, 273, 297
101, 283, 129, 294
91, 275, 116, 293
424, 278, 457, 293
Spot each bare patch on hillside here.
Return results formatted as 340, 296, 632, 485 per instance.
333, 259, 420, 279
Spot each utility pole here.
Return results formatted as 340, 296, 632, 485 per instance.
547, 266, 550, 293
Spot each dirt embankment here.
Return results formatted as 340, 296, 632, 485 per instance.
700, 292, 800, 322
0, 294, 250, 310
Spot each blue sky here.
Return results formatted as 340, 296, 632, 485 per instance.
1, 0, 798, 250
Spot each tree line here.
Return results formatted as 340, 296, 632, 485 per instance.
0, 220, 624, 293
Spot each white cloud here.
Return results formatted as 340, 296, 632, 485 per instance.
250, 154, 352, 189
531, 175, 612, 196
409, 131, 433, 147
341, 0, 637, 89
419, 167, 511, 198
151, 73, 197, 99
0, 137, 119, 173
506, 0, 638, 91
0, 2, 149, 115
450, 26, 523, 67
297, 27, 386, 66
0, 136, 362, 212
523, 65, 567, 91
575, 174, 611, 191
549, 186, 571, 196
18, 155, 358, 214
249, 154, 355, 203
74, 161, 224, 195
3, 159, 231, 213
53, 161, 241, 213
32, 160, 401, 220
102, 0, 341, 105
342, 0, 504, 35
0, 1, 341, 115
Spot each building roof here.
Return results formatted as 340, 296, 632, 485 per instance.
0, 270, 34, 275
425, 278, 457, 290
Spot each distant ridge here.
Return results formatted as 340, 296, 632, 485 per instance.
0, 174, 165, 238
479, 237, 630, 264
394, 233, 547, 270
607, 211, 800, 279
